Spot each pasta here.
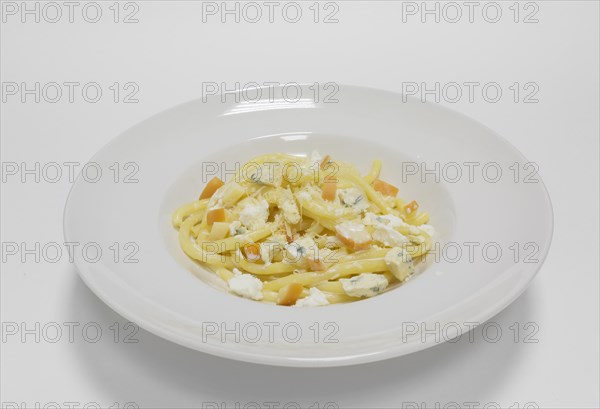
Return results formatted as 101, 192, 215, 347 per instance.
172, 152, 435, 306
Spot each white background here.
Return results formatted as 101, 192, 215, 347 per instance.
1, 1, 599, 408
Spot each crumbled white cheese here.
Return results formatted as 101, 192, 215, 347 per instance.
338, 188, 370, 212
365, 212, 420, 236
229, 220, 247, 236
257, 233, 287, 265
311, 246, 334, 262
372, 224, 409, 247
384, 247, 414, 281
333, 208, 345, 217
271, 232, 289, 247
295, 190, 312, 203
363, 212, 407, 228
247, 164, 282, 187
333, 208, 346, 217
419, 224, 435, 237
362, 212, 410, 247
340, 273, 389, 298
278, 188, 301, 224
295, 287, 329, 307
285, 236, 317, 265
322, 235, 343, 249
238, 198, 269, 231
335, 221, 372, 250
228, 269, 264, 300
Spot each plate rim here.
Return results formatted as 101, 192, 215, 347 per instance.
63, 84, 554, 367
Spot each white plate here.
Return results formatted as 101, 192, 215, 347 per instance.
64, 85, 553, 367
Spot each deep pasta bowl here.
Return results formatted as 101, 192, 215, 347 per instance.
64, 84, 553, 367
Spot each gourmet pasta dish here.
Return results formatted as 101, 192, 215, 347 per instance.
172, 152, 434, 306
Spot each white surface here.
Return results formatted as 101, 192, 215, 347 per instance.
1, 0, 598, 407
62, 86, 553, 367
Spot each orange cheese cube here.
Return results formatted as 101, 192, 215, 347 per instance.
277, 283, 304, 306
206, 208, 226, 225
404, 200, 419, 215
373, 178, 399, 197
199, 177, 224, 200
243, 243, 261, 262
321, 176, 337, 201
